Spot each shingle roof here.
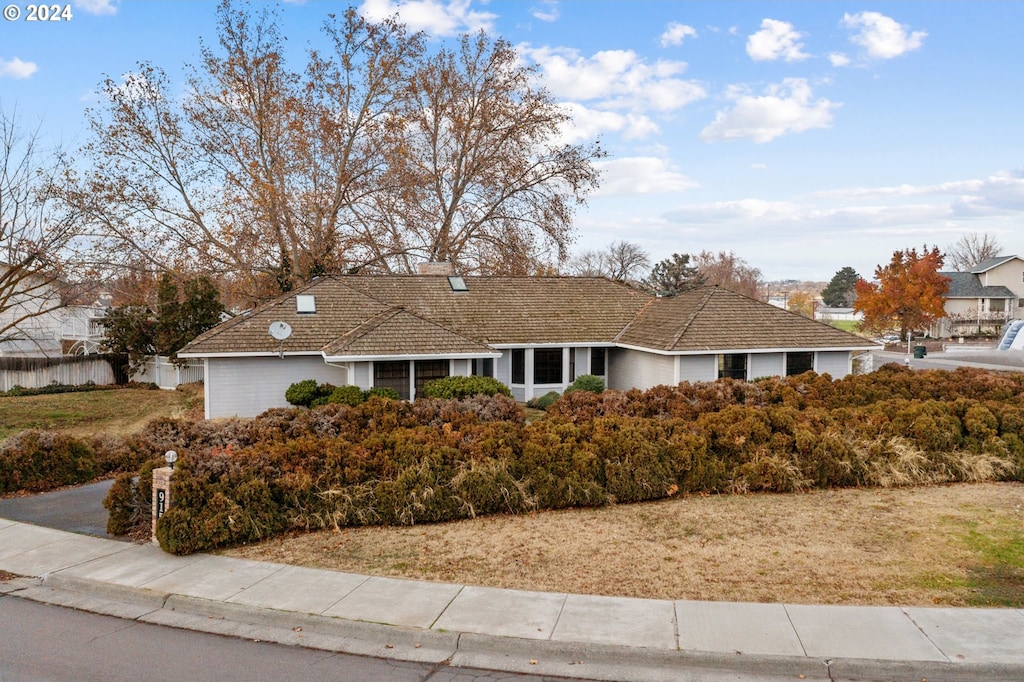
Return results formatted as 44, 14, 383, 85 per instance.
970, 255, 1021, 273
939, 272, 1016, 299
338, 275, 650, 345
321, 307, 496, 358
616, 287, 875, 352
181, 276, 876, 357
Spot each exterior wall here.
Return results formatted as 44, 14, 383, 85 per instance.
607, 348, 674, 391
815, 351, 850, 378
750, 353, 784, 379
206, 356, 348, 419
451, 359, 471, 377
978, 260, 1024, 299
677, 355, 717, 383
353, 362, 370, 388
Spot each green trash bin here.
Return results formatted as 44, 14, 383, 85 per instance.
913, 345, 926, 359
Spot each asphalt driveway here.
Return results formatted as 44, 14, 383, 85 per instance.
0, 478, 116, 538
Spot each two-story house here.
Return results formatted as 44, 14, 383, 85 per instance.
937, 255, 1024, 337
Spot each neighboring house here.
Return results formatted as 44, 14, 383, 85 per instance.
937, 255, 1024, 337
60, 301, 109, 355
180, 273, 877, 419
0, 266, 63, 357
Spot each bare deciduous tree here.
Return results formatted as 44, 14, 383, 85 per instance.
944, 232, 1003, 272
0, 104, 82, 353
568, 240, 649, 282
62, 2, 602, 301
692, 250, 764, 300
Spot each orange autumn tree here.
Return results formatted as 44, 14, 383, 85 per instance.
854, 246, 950, 339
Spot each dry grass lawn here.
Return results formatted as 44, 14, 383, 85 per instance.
225, 482, 1024, 607
0, 384, 201, 443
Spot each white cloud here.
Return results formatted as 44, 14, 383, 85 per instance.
73, 0, 118, 15
593, 157, 697, 197
0, 57, 38, 79
531, 1, 559, 22
556, 103, 659, 144
661, 22, 697, 47
359, 0, 497, 36
700, 78, 838, 143
816, 168, 1024, 215
829, 53, 851, 67
746, 18, 810, 62
751, 163, 768, 171
522, 45, 706, 113
841, 12, 926, 60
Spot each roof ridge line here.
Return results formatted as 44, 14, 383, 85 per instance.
669, 286, 716, 349
613, 293, 658, 343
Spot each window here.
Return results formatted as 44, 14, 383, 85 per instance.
591, 347, 606, 376
786, 352, 814, 376
374, 361, 410, 400
569, 348, 576, 381
448, 275, 468, 291
511, 349, 525, 384
990, 299, 1006, 312
472, 358, 493, 377
533, 348, 563, 384
414, 360, 449, 397
718, 353, 747, 380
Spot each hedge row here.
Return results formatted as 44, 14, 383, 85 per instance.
141, 367, 1024, 554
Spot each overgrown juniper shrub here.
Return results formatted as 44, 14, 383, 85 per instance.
15, 365, 1024, 554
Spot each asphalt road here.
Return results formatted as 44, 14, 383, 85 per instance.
0, 595, 596, 682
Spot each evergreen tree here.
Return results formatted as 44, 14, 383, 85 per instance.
179, 276, 224, 345
644, 253, 705, 295
821, 266, 860, 308
155, 273, 182, 356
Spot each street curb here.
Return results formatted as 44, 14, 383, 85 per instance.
4, 570, 1024, 682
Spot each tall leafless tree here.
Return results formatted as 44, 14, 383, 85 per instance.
568, 240, 649, 282
0, 104, 82, 352
61, 2, 602, 302
944, 232, 1003, 272
692, 250, 764, 300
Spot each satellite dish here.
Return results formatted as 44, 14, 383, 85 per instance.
268, 321, 292, 341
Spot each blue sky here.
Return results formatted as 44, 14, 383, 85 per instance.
2, 1, 1022, 281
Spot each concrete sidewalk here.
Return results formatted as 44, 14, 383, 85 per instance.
2, 518, 1023, 681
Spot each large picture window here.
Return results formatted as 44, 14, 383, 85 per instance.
511, 349, 525, 384
533, 348, 563, 384
374, 361, 410, 400
718, 353, 747, 380
414, 360, 449, 397
786, 352, 814, 376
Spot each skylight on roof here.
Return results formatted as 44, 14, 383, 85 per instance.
448, 276, 468, 292
296, 294, 316, 313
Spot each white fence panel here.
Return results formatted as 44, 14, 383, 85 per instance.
0, 356, 119, 391
132, 355, 204, 389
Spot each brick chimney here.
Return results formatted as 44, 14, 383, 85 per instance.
417, 261, 454, 275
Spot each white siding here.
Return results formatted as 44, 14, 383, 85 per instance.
750, 353, 784, 379
451, 359, 471, 377
496, 350, 511, 385
815, 351, 851, 378
608, 348, 674, 391
353, 362, 370, 388
677, 355, 717, 383
206, 356, 348, 419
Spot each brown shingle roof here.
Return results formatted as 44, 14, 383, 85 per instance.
616, 286, 877, 352
322, 307, 496, 357
181, 277, 875, 357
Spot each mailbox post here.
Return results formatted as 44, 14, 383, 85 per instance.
151, 450, 177, 542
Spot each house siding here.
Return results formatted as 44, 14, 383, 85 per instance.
206, 356, 348, 419
353, 362, 370, 388
815, 351, 850, 377
608, 348, 674, 391
750, 353, 784, 379
677, 355, 717, 383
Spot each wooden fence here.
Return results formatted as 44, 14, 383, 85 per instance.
0, 354, 129, 392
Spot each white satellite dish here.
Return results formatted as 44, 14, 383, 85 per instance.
268, 321, 292, 341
